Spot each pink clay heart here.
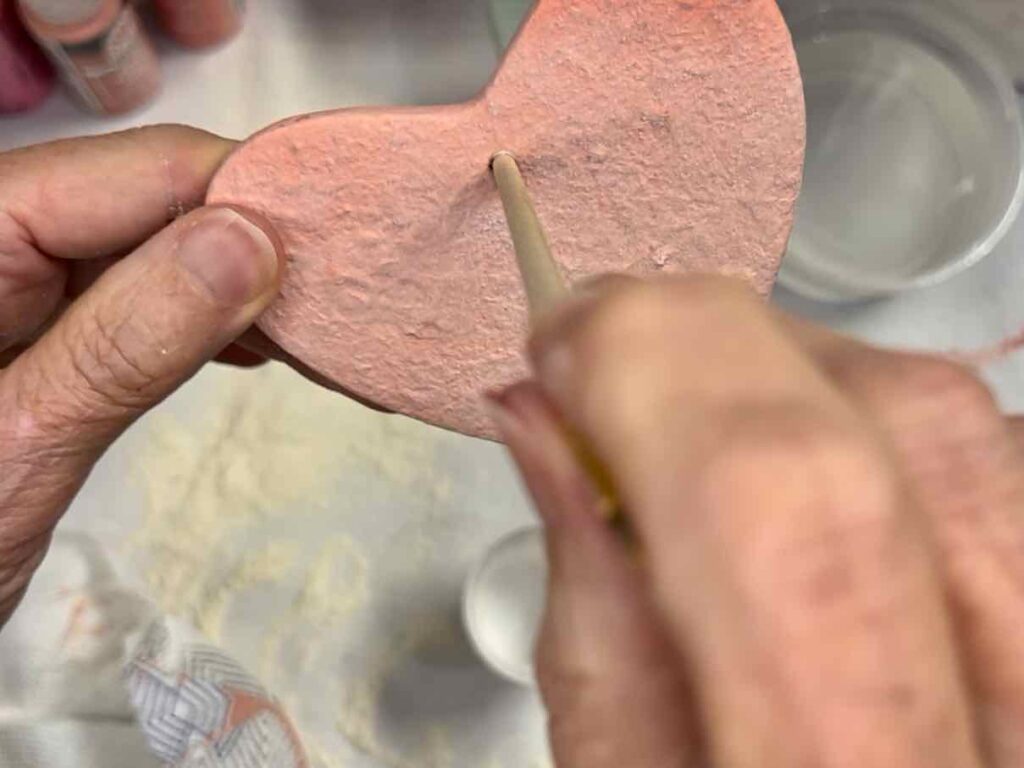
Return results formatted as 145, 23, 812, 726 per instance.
208, 0, 805, 439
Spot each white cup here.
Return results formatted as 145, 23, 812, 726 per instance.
463, 526, 547, 687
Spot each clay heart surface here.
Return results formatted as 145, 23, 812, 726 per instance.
208, 0, 805, 439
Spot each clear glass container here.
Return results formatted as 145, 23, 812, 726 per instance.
487, 0, 533, 52
780, 0, 1024, 301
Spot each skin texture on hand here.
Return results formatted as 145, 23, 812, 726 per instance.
0, 126, 283, 626
490, 276, 1024, 768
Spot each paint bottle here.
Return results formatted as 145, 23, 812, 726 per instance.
153, 0, 244, 49
0, 0, 54, 113
17, 0, 161, 115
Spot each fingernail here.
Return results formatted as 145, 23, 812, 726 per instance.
177, 207, 280, 306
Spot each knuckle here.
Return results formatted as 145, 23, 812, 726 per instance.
0, 203, 27, 255
573, 274, 756, 355
0, 529, 49, 600
534, 616, 587, 698
535, 632, 690, 768
897, 356, 997, 422
0, 536, 48, 626
0, 456, 55, 620
700, 403, 894, 510
874, 356, 1007, 474
59, 302, 167, 416
685, 404, 903, 610
662, 272, 760, 305
876, 356, 1017, 532
535, 650, 589, 710
562, 283, 680, 432
534, 615, 616, 724
0, 394, 84, 612
535, 654, 617, 763
575, 280, 675, 348
547, 276, 766, 445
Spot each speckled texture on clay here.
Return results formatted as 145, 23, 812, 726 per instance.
208, 0, 805, 439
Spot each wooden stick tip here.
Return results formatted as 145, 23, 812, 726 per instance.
489, 150, 518, 172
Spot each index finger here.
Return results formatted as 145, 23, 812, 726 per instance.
0, 124, 234, 259
0, 126, 234, 348
527, 275, 982, 768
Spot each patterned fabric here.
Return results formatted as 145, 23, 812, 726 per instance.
0, 533, 310, 768
126, 620, 308, 768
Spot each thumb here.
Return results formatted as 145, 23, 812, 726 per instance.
488, 382, 697, 768
0, 206, 280, 583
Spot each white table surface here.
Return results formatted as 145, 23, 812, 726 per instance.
1, 2, 1023, 767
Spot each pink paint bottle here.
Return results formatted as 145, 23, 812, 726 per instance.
18, 0, 161, 115
0, 0, 54, 113
153, 0, 244, 49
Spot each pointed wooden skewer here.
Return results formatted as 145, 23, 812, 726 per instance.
490, 151, 568, 323
490, 150, 630, 536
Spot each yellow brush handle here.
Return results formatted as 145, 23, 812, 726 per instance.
569, 430, 630, 536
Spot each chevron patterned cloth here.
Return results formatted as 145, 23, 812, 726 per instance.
0, 533, 309, 768
126, 619, 308, 768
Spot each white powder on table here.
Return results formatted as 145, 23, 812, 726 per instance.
125, 361, 547, 767
127, 362, 443, 637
